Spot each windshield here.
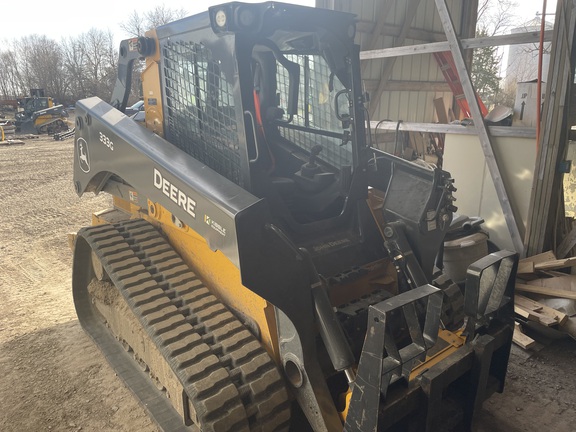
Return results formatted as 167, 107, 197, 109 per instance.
276, 54, 353, 170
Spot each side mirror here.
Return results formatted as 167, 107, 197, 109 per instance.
334, 89, 351, 128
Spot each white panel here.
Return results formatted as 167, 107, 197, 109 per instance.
443, 134, 537, 251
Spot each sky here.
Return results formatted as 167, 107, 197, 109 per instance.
0, 0, 555, 44
0, 1, 314, 44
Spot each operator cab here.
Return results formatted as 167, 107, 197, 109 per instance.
157, 3, 368, 239
248, 34, 356, 224
208, 2, 365, 226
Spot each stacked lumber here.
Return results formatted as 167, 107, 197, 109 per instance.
513, 251, 576, 350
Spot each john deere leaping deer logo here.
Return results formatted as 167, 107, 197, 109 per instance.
77, 137, 91, 173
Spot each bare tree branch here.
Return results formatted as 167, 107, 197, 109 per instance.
144, 5, 187, 28
477, 0, 519, 36
119, 11, 146, 38
120, 6, 188, 37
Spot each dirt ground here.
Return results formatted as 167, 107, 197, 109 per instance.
0, 132, 575, 432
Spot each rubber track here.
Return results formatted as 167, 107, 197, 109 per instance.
78, 219, 290, 432
37, 118, 67, 134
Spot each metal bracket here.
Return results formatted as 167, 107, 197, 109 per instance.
344, 284, 443, 432
463, 250, 518, 337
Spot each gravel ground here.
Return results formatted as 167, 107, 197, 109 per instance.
0, 132, 575, 431
0, 133, 156, 432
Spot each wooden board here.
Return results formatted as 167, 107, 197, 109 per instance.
519, 250, 557, 266
534, 257, 576, 271
538, 270, 571, 278
433, 98, 449, 124
516, 283, 576, 300
515, 295, 569, 326
523, 0, 576, 256
513, 323, 537, 350
527, 275, 576, 292
518, 250, 556, 277
514, 305, 539, 321
514, 304, 557, 327
408, 132, 427, 158
557, 224, 576, 258
517, 261, 535, 275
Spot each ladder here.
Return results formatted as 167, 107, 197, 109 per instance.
433, 51, 488, 119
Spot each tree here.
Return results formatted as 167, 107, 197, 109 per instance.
145, 5, 187, 29
477, 0, 518, 37
120, 6, 187, 38
78, 29, 118, 99
471, 0, 519, 109
61, 36, 89, 102
471, 28, 503, 108
0, 47, 23, 97
13, 35, 67, 103
119, 11, 147, 38
0, 5, 189, 105
119, 6, 187, 103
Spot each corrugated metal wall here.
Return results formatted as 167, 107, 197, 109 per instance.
317, 0, 474, 123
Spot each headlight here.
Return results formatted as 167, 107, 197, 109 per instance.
215, 9, 227, 28
209, 4, 264, 34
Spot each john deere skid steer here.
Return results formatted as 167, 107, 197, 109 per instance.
71, 2, 518, 431
16, 92, 69, 134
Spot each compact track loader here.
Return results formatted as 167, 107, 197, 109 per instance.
71, 2, 518, 431
16, 93, 69, 134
